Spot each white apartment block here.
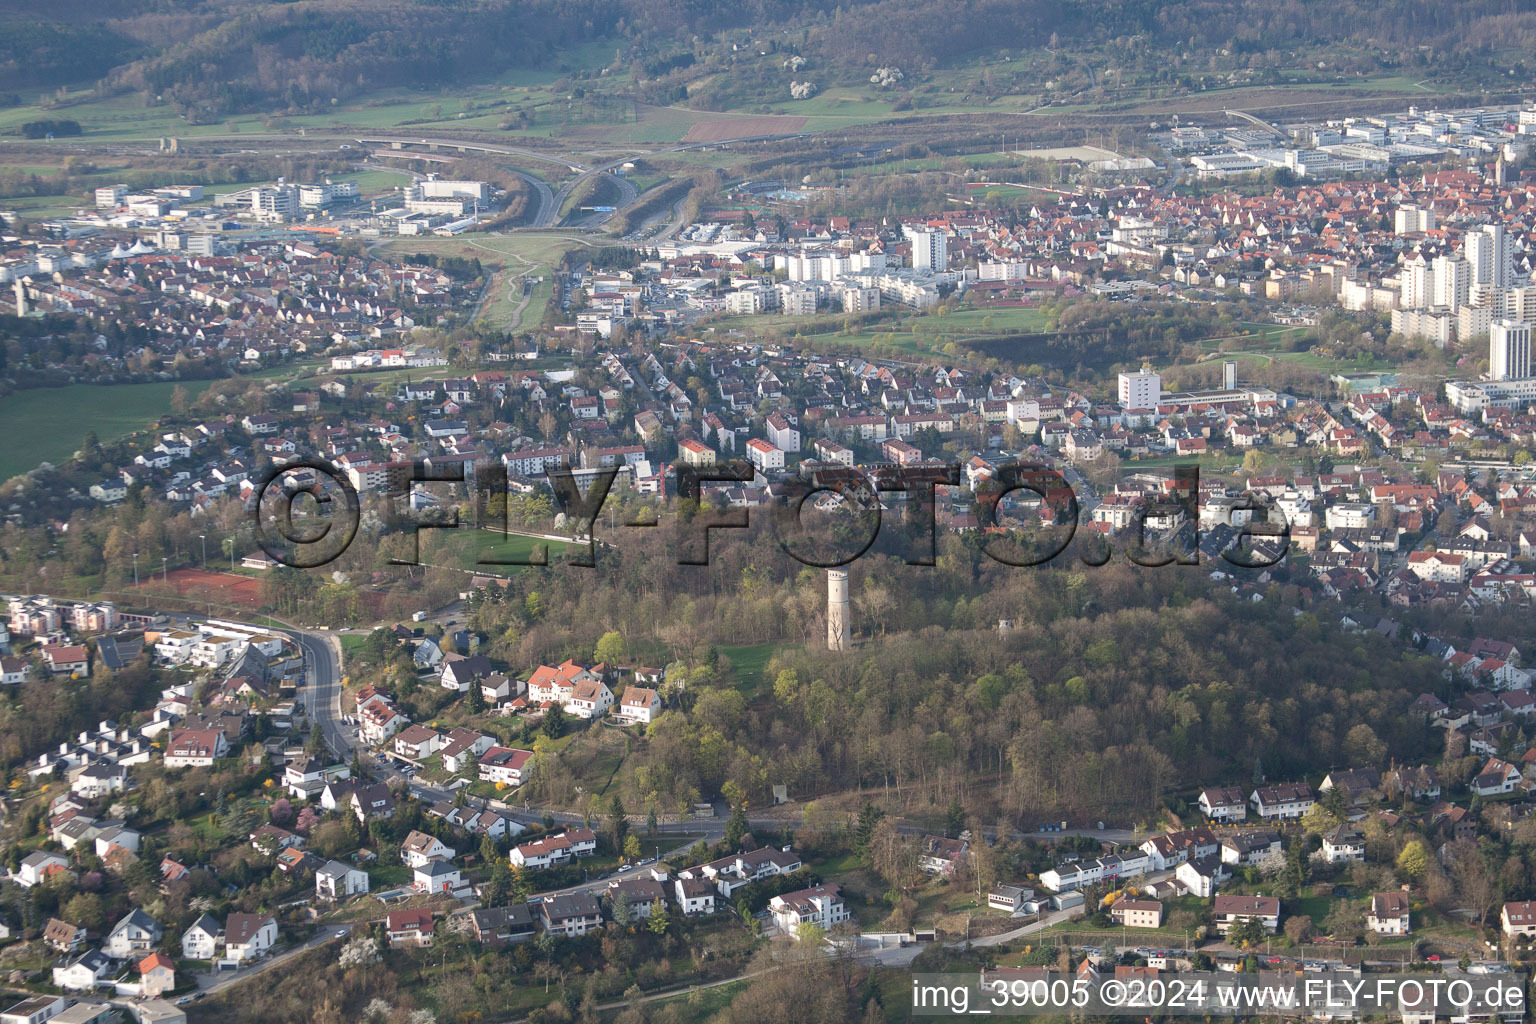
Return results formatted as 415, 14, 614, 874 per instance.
1491, 320, 1532, 381
746, 438, 785, 472
1118, 370, 1162, 410
903, 226, 949, 272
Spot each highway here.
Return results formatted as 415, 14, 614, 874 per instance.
514, 170, 558, 228
352, 136, 586, 173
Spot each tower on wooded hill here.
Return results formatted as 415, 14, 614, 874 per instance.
827, 569, 849, 652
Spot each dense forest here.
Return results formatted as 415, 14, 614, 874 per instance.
10, 0, 1536, 111
445, 517, 1450, 826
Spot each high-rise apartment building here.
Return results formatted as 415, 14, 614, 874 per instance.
1490, 319, 1532, 381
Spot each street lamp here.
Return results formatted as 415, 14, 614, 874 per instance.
162, 556, 168, 583
132, 552, 138, 588
200, 534, 206, 569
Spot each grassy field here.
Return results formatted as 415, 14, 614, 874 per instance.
720, 642, 785, 696
338, 167, 414, 193
377, 233, 590, 329
710, 299, 1052, 359
0, 380, 212, 481
0, 41, 634, 145
424, 527, 578, 572
923, 305, 1054, 335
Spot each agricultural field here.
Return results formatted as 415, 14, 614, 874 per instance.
0, 42, 637, 146
0, 380, 212, 481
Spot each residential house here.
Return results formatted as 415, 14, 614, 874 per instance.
181, 914, 222, 960
606, 878, 668, 918
52, 949, 111, 991
477, 746, 534, 786
440, 654, 493, 692
315, 860, 370, 901
393, 724, 443, 760
105, 909, 161, 958
1250, 782, 1315, 820
1110, 899, 1163, 929
1175, 856, 1231, 898
400, 830, 455, 868
466, 904, 536, 946
1212, 894, 1280, 934
222, 913, 277, 964
1321, 825, 1366, 864
1197, 786, 1248, 823
617, 686, 662, 724
413, 860, 463, 894
71, 765, 126, 801
249, 823, 303, 855
349, 783, 396, 822
1319, 768, 1383, 806
163, 728, 228, 768
510, 829, 596, 870
674, 878, 716, 916
686, 847, 805, 897
137, 952, 176, 998
42, 918, 85, 953
439, 728, 495, 773
386, 909, 435, 948
1384, 764, 1440, 802
0, 995, 68, 1024
18, 851, 71, 887
916, 835, 968, 876
565, 679, 614, 719
770, 884, 850, 938
539, 893, 603, 937
1473, 758, 1522, 797
1219, 830, 1282, 867
1501, 901, 1536, 939
987, 884, 1035, 914
41, 645, 89, 676
1368, 892, 1411, 935
477, 675, 520, 709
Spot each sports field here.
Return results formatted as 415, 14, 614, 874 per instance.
137, 569, 265, 610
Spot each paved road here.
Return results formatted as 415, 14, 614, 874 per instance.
353, 136, 585, 173
283, 627, 352, 758
513, 170, 559, 228
191, 923, 356, 996
861, 906, 1088, 968
559, 171, 640, 229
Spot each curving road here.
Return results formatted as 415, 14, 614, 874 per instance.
511, 170, 558, 228
283, 627, 352, 758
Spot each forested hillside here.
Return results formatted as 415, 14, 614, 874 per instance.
451, 522, 1449, 825
7, 0, 1536, 113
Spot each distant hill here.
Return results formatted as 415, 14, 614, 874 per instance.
6, 0, 1536, 115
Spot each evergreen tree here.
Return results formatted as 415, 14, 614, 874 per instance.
647, 899, 669, 935
607, 793, 628, 850
612, 890, 633, 927
855, 803, 884, 850
725, 802, 749, 848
